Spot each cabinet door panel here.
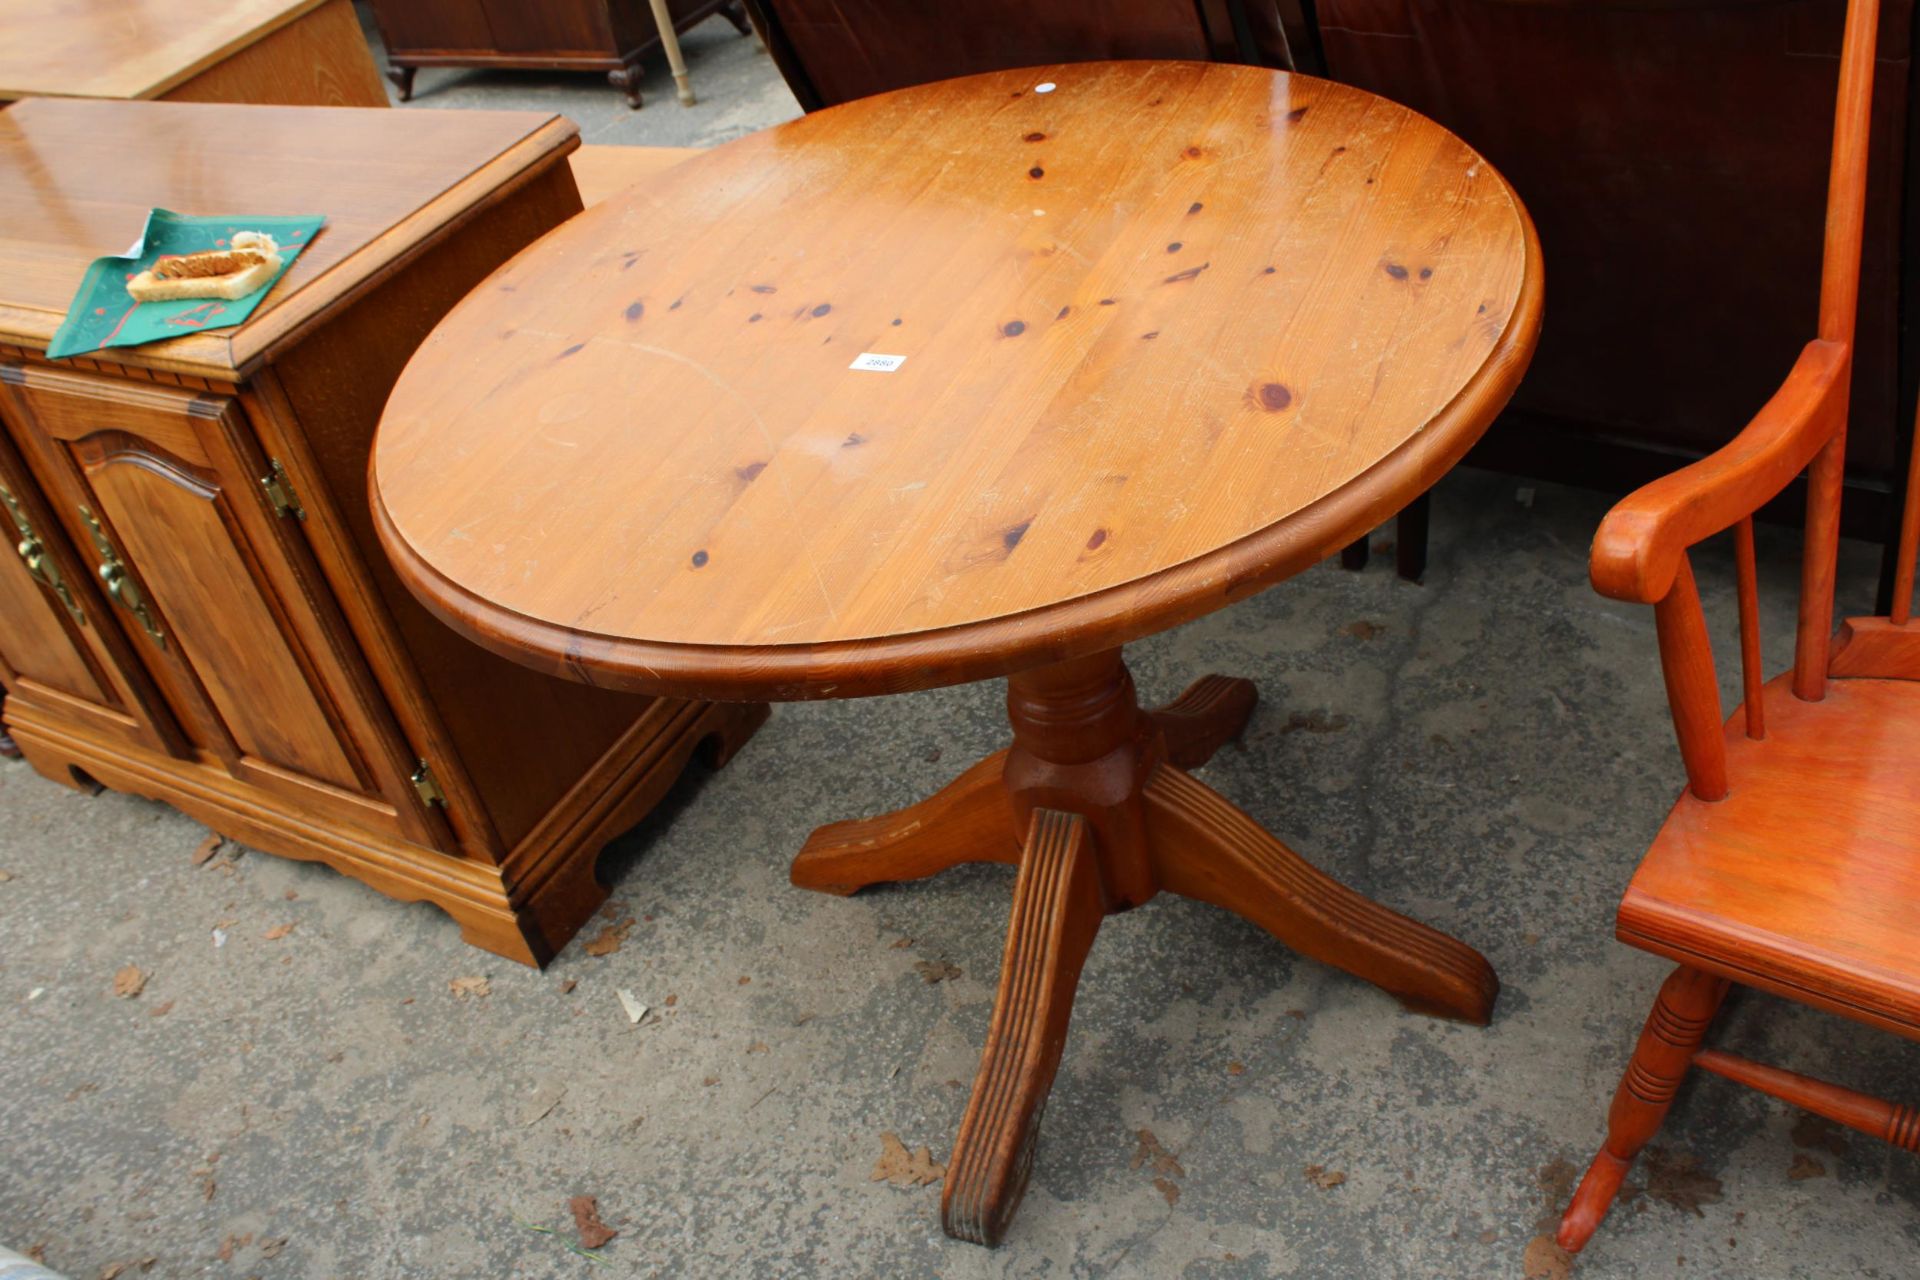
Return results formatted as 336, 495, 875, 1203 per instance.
3, 365, 441, 846
78, 433, 361, 789
0, 389, 184, 755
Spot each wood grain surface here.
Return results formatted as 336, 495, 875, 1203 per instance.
374, 61, 1541, 700
0, 0, 347, 100
0, 99, 576, 377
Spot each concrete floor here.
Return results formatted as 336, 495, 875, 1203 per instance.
5, 471, 1918, 1279
6, 15, 1920, 1280
355, 4, 802, 148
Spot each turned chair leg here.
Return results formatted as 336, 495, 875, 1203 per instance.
1559, 964, 1729, 1253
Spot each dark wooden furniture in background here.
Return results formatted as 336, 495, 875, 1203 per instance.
0, 100, 764, 965
371, 63, 1541, 1244
0, 0, 387, 107
1312, 0, 1916, 580
744, 0, 1432, 579
364, 0, 751, 108
1557, 0, 1920, 1258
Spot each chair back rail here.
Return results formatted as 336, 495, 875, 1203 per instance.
1591, 0, 1883, 800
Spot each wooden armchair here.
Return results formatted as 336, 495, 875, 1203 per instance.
742, 0, 1431, 579
1558, 0, 1920, 1254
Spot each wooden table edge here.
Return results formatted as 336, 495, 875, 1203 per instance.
0, 0, 336, 101
0, 110, 579, 380
371, 212, 1544, 704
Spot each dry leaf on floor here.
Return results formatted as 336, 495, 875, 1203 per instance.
113, 965, 147, 998
257, 1237, 287, 1259
1304, 1164, 1347, 1190
556, 978, 577, 995
870, 1132, 946, 1187
1535, 1158, 1579, 1207
1788, 1153, 1827, 1181
215, 1234, 251, 1262
98, 1257, 156, 1279
1280, 709, 1350, 735
568, 1194, 618, 1249
914, 959, 962, 984
1153, 1177, 1181, 1206
747, 1042, 769, 1054
1226, 1060, 1246, 1076
0, 868, 16, 882
191, 834, 223, 866
583, 916, 634, 957
448, 975, 491, 1000
617, 989, 648, 1023
1641, 1146, 1722, 1217
261, 923, 295, 940
1130, 1129, 1184, 1178
1341, 620, 1384, 640
1791, 1112, 1849, 1156
148, 1001, 174, 1018
1521, 1233, 1573, 1280
889, 937, 914, 950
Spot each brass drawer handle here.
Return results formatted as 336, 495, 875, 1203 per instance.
78, 505, 164, 649
0, 481, 85, 626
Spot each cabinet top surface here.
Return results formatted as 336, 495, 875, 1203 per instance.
0, 0, 330, 100
0, 98, 578, 377
373, 63, 1542, 700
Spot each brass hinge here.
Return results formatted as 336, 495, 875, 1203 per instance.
260, 458, 306, 521
410, 759, 446, 808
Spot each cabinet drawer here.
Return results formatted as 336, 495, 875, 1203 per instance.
0, 363, 450, 850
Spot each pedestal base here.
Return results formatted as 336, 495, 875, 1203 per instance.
791, 649, 1497, 1246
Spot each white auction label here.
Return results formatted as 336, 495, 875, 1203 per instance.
849, 352, 907, 372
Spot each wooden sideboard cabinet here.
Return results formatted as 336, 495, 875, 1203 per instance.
365, 0, 750, 107
0, 99, 765, 964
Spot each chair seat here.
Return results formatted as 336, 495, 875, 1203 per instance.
1620, 674, 1920, 1039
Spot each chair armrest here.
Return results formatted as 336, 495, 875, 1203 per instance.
1590, 339, 1852, 604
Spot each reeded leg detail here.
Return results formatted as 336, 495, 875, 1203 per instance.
794, 649, 1502, 1248
790, 751, 1019, 895
1142, 765, 1499, 1024
1152, 675, 1258, 769
1559, 964, 1728, 1253
943, 810, 1104, 1246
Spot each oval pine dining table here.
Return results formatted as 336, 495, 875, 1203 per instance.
371, 60, 1543, 1246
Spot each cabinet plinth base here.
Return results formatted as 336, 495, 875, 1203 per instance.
4, 695, 767, 966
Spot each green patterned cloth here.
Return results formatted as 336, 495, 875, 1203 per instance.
46, 208, 326, 361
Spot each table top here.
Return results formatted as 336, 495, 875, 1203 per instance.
0, 0, 329, 100
373, 62, 1542, 702
0, 99, 577, 378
